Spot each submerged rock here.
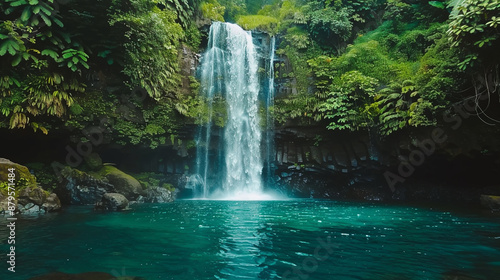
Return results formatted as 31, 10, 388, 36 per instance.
97, 193, 129, 211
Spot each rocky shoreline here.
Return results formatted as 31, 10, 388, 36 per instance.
0, 158, 175, 214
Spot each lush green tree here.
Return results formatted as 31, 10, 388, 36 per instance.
305, 1, 353, 52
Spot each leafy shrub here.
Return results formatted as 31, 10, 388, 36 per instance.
237, 15, 279, 33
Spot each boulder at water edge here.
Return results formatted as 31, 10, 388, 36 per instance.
58, 166, 145, 204
138, 186, 175, 203
97, 166, 145, 200
0, 158, 61, 213
97, 193, 129, 211
58, 166, 115, 205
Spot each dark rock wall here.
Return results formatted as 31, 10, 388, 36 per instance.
271, 119, 500, 203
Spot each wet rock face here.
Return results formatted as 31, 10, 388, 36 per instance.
272, 128, 387, 200
274, 128, 381, 172
271, 127, 500, 203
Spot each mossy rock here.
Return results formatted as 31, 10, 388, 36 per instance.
162, 183, 175, 192
0, 159, 37, 186
60, 166, 89, 181
84, 152, 103, 171
18, 186, 48, 205
0, 158, 37, 194
0, 159, 61, 213
93, 166, 144, 200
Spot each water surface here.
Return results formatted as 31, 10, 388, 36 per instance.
1, 200, 499, 279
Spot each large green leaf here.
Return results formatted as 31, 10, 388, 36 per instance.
9, 0, 27, 7
428, 1, 445, 9
41, 49, 59, 59
21, 7, 32, 21
39, 13, 52, 27
0, 40, 21, 56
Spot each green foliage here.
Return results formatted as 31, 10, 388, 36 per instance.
163, 0, 201, 28
326, 40, 394, 83
447, 0, 500, 69
132, 172, 175, 190
283, 26, 310, 49
217, 0, 247, 22
271, 2, 469, 137
25, 162, 57, 191
416, 28, 465, 104
274, 93, 322, 125
236, 15, 278, 33
201, 0, 225, 22
175, 93, 228, 127
184, 22, 203, 50
320, 71, 378, 130
282, 45, 316, 95
429, 1, 446, 9
61, 48, 89, 71
306, 2, 353, 51
112, 101, 177, 149
374, 81, 437, 135
0, 0, 91, 131
111, 0, 184, 100
162, 182, 175, 191
4, 0, 63, 28
0, 69, 84, 131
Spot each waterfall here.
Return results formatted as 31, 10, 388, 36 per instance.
264, 37, 276, 185
194, 22, 268, 199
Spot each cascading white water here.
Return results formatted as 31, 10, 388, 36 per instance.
221, 24, 263, 197
195, 22, 267, 199
264, 37, 276, 185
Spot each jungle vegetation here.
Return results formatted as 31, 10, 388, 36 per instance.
1, 0, 499, 147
